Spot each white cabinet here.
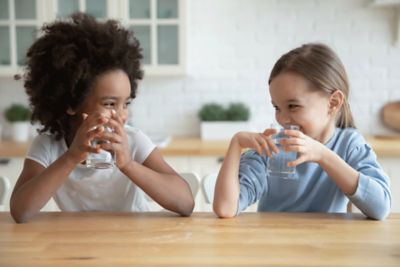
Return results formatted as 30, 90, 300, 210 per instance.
0, 0, 186, 76
379, 157, 400, 212
0, 157, 59, 212
164, 156, 221, 211
123, 0, 186, 75
0, 0, 46, 76
164, 156, 258, 212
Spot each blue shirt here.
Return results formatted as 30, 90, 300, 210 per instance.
237, 128, 391, 220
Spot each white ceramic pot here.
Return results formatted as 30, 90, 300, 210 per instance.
200, 121, 252, 140
10, 122, 30, 142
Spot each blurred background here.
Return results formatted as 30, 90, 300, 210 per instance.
0, 0, 399, 212
0, 0, 399, 138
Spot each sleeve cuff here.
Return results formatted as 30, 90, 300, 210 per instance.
348, 172, 369, 203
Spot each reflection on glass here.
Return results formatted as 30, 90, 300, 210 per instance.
131, 25, 151, 64
15, 0, 36, 19
0, 27, 10, 65
157, 25, 178, 64
0, 0, 9, 19
86, 0, 107, 18
57, 0, 79, 18
157, 0, 177, 19
129, 0, 150, 19
16, 26, 35, 66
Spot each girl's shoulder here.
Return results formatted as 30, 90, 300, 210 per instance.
124, 125, 156, 163
333, 128, 374, 160
30, 132, 62, 150
334, 127, 366, 146
124, 125, 152, 143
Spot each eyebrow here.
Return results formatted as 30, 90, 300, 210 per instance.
271, 99, 301, 106
101, 96, 132, 101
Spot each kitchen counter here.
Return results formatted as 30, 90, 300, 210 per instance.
0, 136, 399, 158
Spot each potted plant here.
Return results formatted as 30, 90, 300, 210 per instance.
4, 103, 31, 142
198, 102, 251, 140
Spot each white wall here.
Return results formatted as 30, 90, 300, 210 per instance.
1, 0, 400, 138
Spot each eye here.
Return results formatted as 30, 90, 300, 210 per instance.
273, 105, 280, 111
289, 104, 300, 110
103, 102, 115, 108
124, 100, 132, 108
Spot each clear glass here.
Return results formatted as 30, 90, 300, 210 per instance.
86, 0, 107, 18
15, 0, 36, 19
157, 25, 178, 64
57, 0, 79, 18
129, 0, 150, 19
266, 125, 299, 179
131, 25, 151, 64
16, 26, 35, 66
157, 0, 178, 19
0, 0, 9, 19
0, 27, 10, 65
86, 126, 115, 169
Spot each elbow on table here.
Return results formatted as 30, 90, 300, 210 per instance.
213, 202, 237, 218
367, 205, 391, 221
177, 198, 195, 217
10, 207, 32, 224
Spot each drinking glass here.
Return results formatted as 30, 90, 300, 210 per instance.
266, 124, 299, 179
86, 126, 115, 169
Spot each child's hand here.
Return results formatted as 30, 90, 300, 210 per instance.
280, 129, 327, 167
233, 128, 279, 157
97, 110, 131, 169
67, 112, 109, 164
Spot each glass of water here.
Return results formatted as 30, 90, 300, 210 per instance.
266, 124, 299, 179
86, 126, 115, 169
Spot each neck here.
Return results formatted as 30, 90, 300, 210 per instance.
319, 123, 336, 144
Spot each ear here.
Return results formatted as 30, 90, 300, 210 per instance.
66, 107, 76, 115
328, 90, 344, 116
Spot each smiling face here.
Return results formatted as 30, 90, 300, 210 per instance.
75, 69, 132, 124
269, 71, 337, 143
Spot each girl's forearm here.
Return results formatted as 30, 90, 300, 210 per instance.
120, 161, 194, 216
213, 135, 242, 218
318, 148, 359, 195
10, 153, 77, 223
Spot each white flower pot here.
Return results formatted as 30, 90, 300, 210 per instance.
10, 122, 30, 142
200, 121, 252, 140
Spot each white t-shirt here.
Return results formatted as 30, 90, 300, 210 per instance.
26, 125, 156, 212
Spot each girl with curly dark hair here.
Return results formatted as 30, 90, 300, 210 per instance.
10, 13, 194, 223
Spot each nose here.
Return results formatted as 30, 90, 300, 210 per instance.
115, 105, 128, 124
276, 110, 293, 127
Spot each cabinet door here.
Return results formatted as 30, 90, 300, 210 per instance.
0, 0, 42, 75
56, 0, 108, 19
0, 0, 186, 76
126, 0, 186, 75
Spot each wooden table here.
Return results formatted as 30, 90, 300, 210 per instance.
0, 212, 399, 267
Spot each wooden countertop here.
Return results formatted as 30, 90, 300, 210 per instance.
1, 212, 399, 267
0, 136, 399, 158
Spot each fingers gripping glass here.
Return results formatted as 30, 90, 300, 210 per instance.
266, 125, 299, 179
86, 126, 115, 169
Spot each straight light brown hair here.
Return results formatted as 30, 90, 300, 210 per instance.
268, 43, 356, 129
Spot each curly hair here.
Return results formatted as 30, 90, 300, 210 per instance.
23, 13, 143, 140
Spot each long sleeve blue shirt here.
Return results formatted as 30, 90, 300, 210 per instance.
237, 128, 391, 220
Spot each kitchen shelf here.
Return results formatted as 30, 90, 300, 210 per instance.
1, 136, 400, 158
